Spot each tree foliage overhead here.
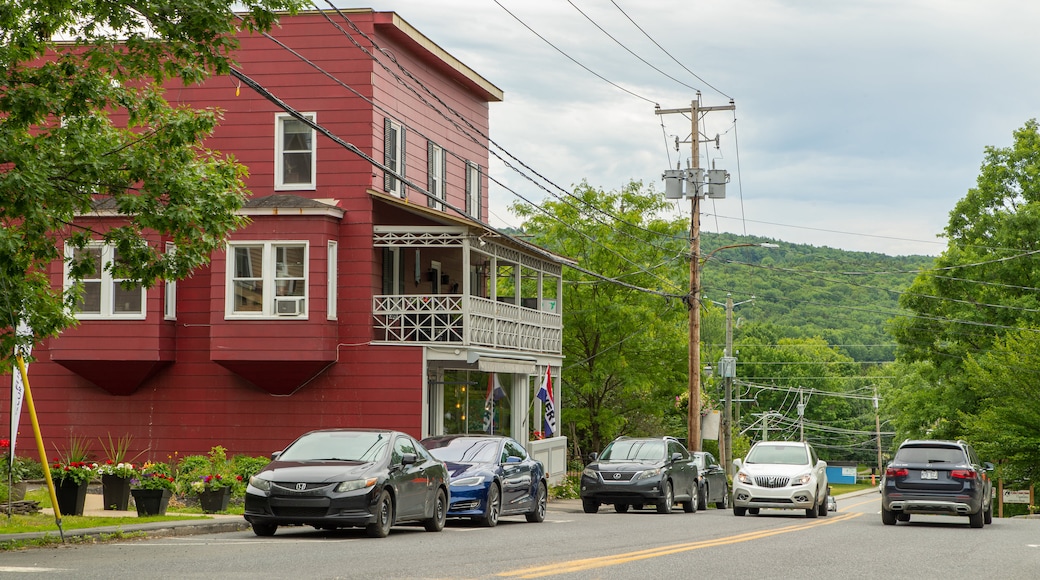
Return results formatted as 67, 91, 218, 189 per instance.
0, 0, 303, 367
889, 119, 1040, 452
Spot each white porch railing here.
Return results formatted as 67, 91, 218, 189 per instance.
373, 294, 562, 355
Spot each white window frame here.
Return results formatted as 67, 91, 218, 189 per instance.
164, 242, 177, 320
428, 141, 446, 211
327, 241, 338, 321
385, 119, 404, 197
63, 242, 146, 320
466, 161, 481, 219
225, 241, 309, 319
275, 113, 316, 190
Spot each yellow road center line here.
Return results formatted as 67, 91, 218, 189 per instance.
498, 512, 862, 578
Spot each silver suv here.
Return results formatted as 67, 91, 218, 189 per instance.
731, 440, 829, 518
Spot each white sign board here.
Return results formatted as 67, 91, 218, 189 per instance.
842, 467, 857, 477
1003, 489, 1031, 504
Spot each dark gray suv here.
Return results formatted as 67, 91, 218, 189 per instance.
579, 436, 699, 514
881, 439, 994, 528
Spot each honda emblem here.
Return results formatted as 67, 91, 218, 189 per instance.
295, 482, 306, 491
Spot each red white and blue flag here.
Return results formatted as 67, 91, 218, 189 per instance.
482, 374, 507, 433
535, 366, 556, 437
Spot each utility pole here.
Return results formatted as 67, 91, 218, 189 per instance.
657, 95, 735, 452
874, 386, 883, 478
797, 388, 805, 442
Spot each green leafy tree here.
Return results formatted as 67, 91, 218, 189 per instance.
890, 119, 1040, 441
511, 181, 689, 456
0, 0, 304, 370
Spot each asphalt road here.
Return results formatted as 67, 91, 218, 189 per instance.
2, 490, 1037, 578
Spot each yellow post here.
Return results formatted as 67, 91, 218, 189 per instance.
15, 355, 64, 533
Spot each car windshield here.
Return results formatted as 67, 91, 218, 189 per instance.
600, 440, 665, 462
746, 444, 809, 465
424, 438, 500, 463
894, 446, 964, 464
279, 431, 390, 462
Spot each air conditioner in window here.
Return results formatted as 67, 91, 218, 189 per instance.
275, 297, 303, 316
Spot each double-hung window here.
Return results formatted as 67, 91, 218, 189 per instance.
227, 241, 308, 318
275, 113, 316, 190
384, 118, 405, 197
64, 243, 146, 319
465, 161, 481, 219
428, 141, 446, 211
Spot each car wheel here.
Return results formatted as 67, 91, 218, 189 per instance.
818, 495, 828, 517
424, 487, 447, 532
748, 508, 760, 515
806, 506, 819, 518
479, 483, 502, 528
656, 480, 674, 514
582, 499, 600, 514
525, 481, 547, 523
682, 483, 697, 513
251, 522, 277, 537
984, 502, 993, 525
716, 491, 728, 510
881, 506, 897, 525
968, 508, 984, 528
615, 503, 630, 513
366, 490, 394, 538
733, 506, 746, 516
696, 483, 708, 511
896, 513, 910, 522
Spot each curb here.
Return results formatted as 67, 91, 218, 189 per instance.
1, 518, 249, 544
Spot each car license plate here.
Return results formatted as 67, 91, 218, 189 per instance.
921, 470, 938, 480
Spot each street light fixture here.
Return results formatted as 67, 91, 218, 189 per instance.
688, 241, 777, 454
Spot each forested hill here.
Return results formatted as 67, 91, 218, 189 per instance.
698, 232, 936, 363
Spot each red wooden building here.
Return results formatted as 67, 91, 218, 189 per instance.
6, 10, 568, 477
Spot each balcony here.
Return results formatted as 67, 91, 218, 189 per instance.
372, 294, 562, 354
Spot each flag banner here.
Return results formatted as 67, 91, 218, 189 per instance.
10, 321, 31, 457
482, 374, 506, 433
535, 366, 556, 437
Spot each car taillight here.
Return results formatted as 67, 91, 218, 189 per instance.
885, 467, 908, 478
951, 469, 976, 480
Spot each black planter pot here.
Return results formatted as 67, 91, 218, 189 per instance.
198, 488, 231, 513
102, 474, 132, 511
55, 480, 89, 516
131, 488, 172, 517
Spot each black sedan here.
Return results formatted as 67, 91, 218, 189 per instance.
244, 429, 449, 538
420, 434, 547, 527
692, 451, 730, 510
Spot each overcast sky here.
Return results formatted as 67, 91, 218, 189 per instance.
357, 0, 1040, 256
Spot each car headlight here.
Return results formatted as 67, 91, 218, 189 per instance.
792, 473, 812, 485
582, 467, 600, 479
249, 475, 272, 492
335, 478, 378, 493
635, 468, 662, 481
737, 471, 753, 484
451, 475, 486, 487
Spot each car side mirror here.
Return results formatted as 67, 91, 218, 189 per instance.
505, 456, 522, 464
271, 451, 282, 460
732, 458, 742, 471
589, 452, 598, 462
400, 452, 418, 466
984, 462, 995, 472
671, 452, 683, 463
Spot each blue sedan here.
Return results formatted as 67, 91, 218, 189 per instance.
420, 434, 547, 527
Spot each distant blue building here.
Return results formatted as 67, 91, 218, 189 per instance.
826, 461, 858, 484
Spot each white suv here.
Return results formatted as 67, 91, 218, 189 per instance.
731, 441, 829, 518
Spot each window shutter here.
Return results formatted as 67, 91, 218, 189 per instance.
427, 140, 436, 208
477, 165, 483, 221
383, 118, 393, 192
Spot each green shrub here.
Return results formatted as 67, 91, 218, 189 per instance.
550, 472, 580, 500
230, 455, 271, 495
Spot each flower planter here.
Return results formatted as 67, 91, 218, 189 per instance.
102, 474, 132, 510
55, 479, 89, 516
198, 487, 231, 513
131, 488, 172, 516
